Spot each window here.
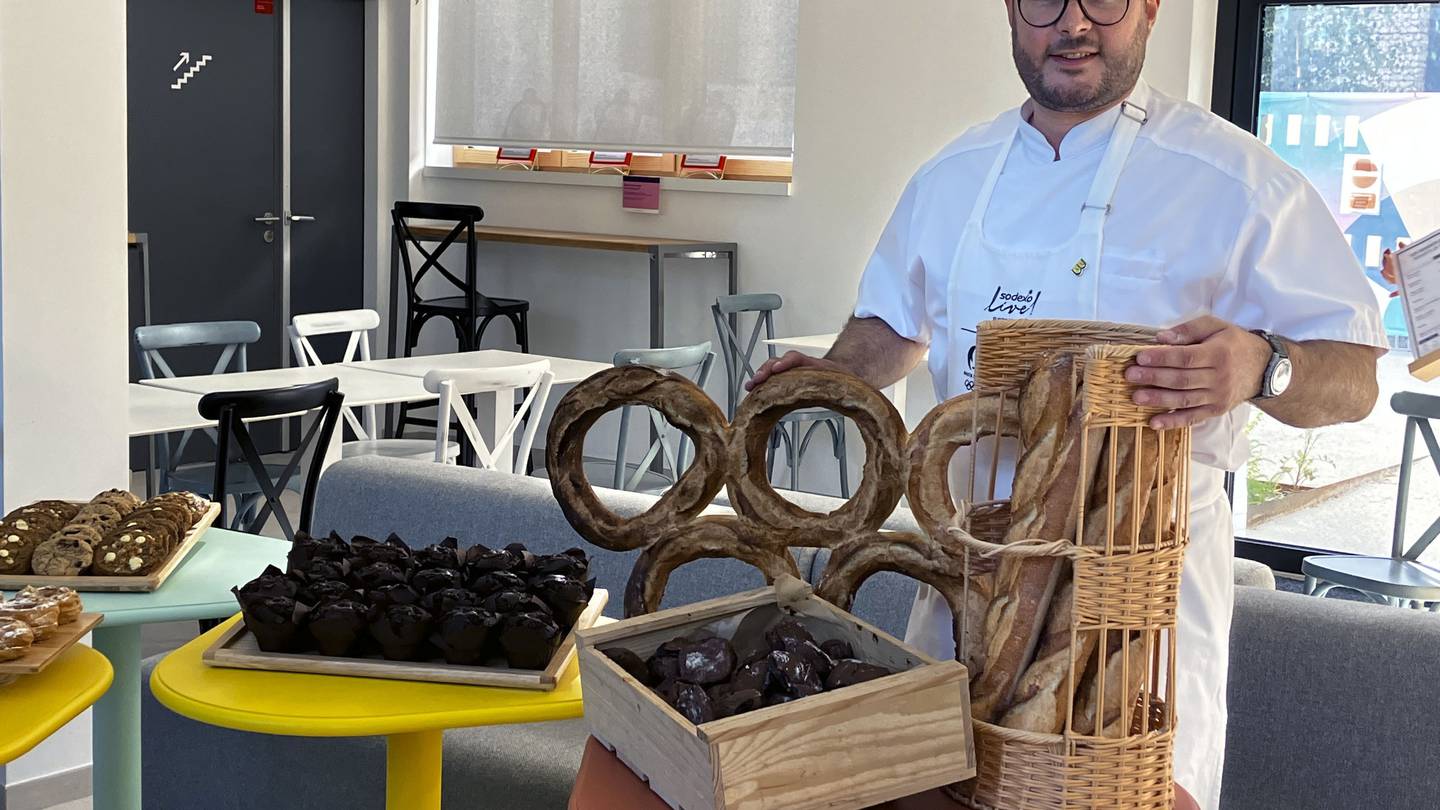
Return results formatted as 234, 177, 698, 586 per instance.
1215, 1, 1440, 571
428, 0, 799, 163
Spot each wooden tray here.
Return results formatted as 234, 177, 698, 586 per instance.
0, 612, 104, 677
576, 577, 974, 810
202, 588, 609, 691
0, 501, 219, 593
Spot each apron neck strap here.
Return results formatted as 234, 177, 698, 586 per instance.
1079, 91, 1150, 229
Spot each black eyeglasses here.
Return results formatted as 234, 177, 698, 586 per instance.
1017, 0, 1131, 28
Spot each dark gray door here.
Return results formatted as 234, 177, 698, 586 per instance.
290, 0, 365, 358
127, 0, 365, 468
127, 0, 283, 374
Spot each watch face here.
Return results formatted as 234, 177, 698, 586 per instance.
1270, 358, 1293, 397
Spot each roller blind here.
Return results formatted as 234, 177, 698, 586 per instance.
432, 0, 799, 156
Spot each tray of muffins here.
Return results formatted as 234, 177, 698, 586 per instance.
0, 489, 219, 593
204, 533, 608, 690
0, 586, 103, 684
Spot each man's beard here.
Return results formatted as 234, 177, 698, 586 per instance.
1012, 25, 1148, 113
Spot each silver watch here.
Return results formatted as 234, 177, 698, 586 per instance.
1252, 330, 1292, 400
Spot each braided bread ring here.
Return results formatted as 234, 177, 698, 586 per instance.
546, 366, 729, 551
624, 516, 802, 617
815, 530, 988, 673
906, 390, 1020, 560
726, 369, 906, 545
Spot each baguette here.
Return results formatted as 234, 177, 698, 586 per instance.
997, 574, 1089, 733
971, 357, 1095, 723
1082, 428, 1161, 551
1073, 632, 1148, 737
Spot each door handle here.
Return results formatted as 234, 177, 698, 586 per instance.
287, 213, 316, 223
254, 212, 282, 224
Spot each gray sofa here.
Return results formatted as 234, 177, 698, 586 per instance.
139, 457, 1440, 809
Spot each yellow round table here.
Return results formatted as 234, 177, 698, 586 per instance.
1, 645, 115, 765
150, 614, 587, 810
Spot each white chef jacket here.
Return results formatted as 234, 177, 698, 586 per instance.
853, 81, 1387, 808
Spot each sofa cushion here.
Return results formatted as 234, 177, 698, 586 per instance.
1220, 587, 1440, 810
312, 457, 819, 616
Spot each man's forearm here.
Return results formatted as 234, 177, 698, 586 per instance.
823, 316, 927, 389
1256, 338, 1381, 428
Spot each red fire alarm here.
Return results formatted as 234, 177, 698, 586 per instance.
255, 0, 275, 14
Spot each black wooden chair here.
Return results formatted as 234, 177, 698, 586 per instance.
198, 378, 344, 540
389, 201, 531, 438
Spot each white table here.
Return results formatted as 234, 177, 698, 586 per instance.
140, 364, 432, 406
351, 350, 612, 472
764, 333, 923, 424
129, 383, 208, 437
351, 349, 610, 386
133, 351, 612, 475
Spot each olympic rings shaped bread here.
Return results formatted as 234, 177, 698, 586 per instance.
547, 366, 1021, 640
624, 516, 802, 616
726, 369, 907, 546
546, 365, 729, 551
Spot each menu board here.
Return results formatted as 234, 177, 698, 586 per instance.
1396, 228, 1440, 380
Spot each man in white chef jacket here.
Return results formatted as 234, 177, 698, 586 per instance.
749, 1, 1386, 807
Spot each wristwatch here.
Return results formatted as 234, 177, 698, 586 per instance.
1251, 330, 1292, 400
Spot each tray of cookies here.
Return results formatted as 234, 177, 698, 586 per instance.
0, 490, 219, 593
0, 586, 103, 682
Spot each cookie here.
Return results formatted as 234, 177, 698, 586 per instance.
151, 491, 209, 522
128, 503, 192, 539
30, 533, 94, 578
2, 509, 67, 536
0, 599, 59, 640
0, 617, 34, 662
110, 519, 180, 556
70, 503, 125, 535
90, 489, 141, 516
16, 586, 82, 624
23, 501, 82, 521
93, 529, 168, 576
0, 527, 40, 574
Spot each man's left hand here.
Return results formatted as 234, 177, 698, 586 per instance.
1126, 316, 1272, 430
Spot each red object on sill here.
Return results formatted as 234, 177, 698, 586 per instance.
567, 736, 1201, 810
681, 154, 727, 172
255, 0, 274, 14
589, 151, 633, 167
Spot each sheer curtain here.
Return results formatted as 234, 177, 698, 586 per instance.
432, 0, 799, 156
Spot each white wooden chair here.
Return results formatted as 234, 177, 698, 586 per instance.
289, 308, 459, 462
423, 361, 554, 471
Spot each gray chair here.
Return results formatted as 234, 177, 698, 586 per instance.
1302, 391, 1440, 610
610, 342, 715, 493
711, 294, 850, 497
135, 321, 261, 500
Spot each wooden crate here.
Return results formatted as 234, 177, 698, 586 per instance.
203, 588, 608, 691
0, 612, 104, 678
576, 578, 974, 810
0, 501, 219, 593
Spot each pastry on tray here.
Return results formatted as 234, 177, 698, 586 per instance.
16, 586, 82, 624
30, 528, 98, 578
69, 503, 126, 536
0, 597, 60, 640
92, 531, 168, 576
0, 617, 35, 662
230, 535, 597, 671
0, 526, 41, 575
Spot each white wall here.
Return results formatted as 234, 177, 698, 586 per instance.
0, 0, 130, 789
372, 0, 1222, 490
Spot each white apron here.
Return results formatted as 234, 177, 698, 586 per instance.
904, 83, 1234, 810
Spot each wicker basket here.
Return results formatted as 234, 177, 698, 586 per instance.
950, 321, 1188, 810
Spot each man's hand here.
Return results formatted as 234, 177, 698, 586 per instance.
1126, 316, 1271, 430
745, 351, 848, 391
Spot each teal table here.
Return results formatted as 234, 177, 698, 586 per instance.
83, 528, 288, 810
